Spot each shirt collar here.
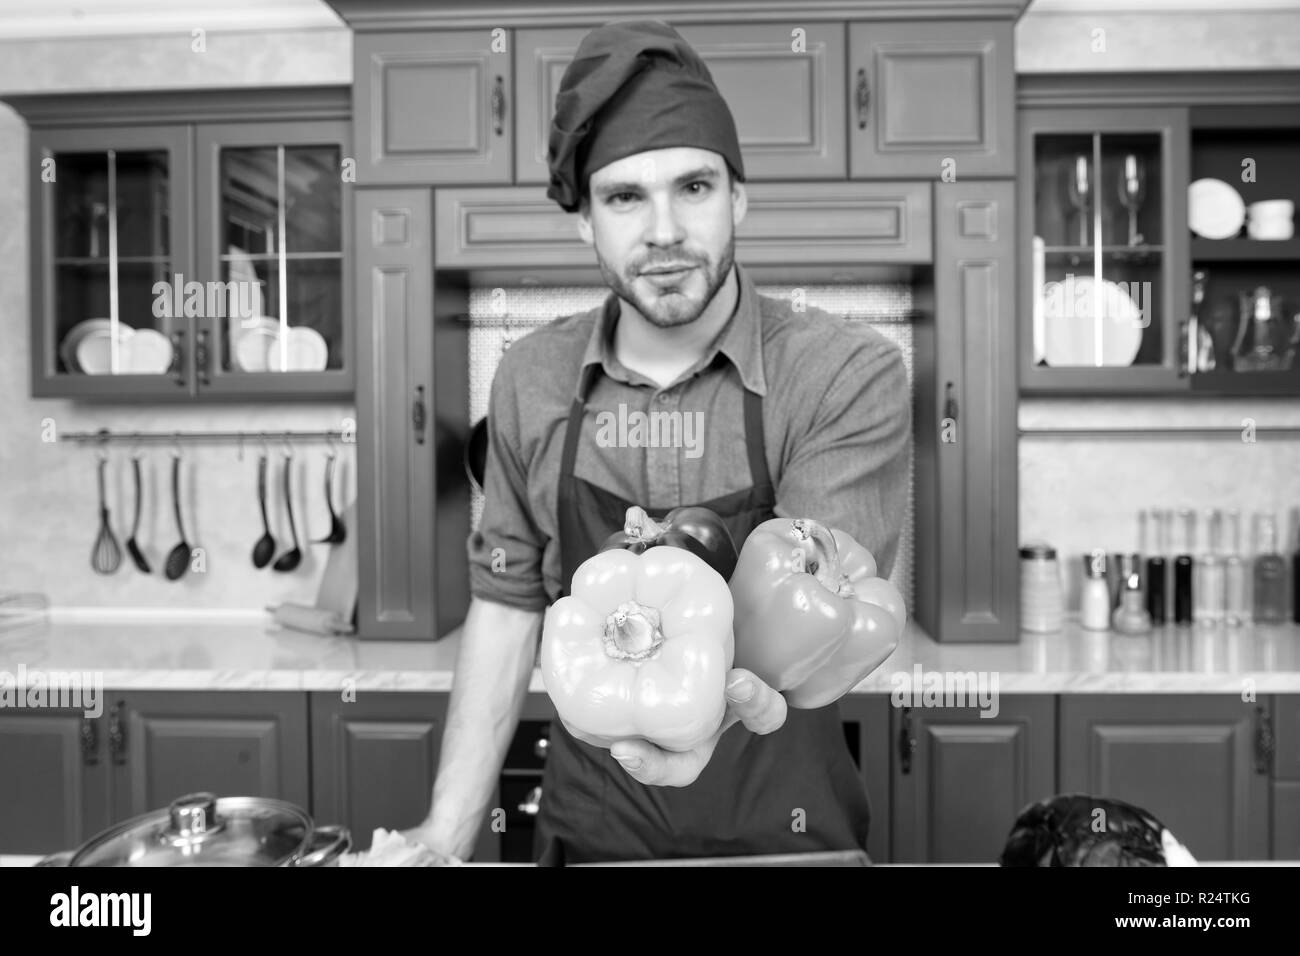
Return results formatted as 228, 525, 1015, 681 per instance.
576, 262, 767, 399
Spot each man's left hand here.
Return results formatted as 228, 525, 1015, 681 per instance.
608, 667, 787, 787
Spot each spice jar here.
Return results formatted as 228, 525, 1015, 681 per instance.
1020, 542, 1063, 633
1081, 550, 1113, 631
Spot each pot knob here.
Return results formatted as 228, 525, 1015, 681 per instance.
168, 792, 220, 838
518, 786, 542, 816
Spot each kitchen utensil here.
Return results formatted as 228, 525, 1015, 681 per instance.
273, 449, 302, 572
1187, 269, 1216, 373
1233, 286, 1289, 371
1188, 178, 1246, 239
251, 452, 276, 569
233, 316, 280, 372
121, 327, 174, 374
1066, 154, 1091, 246
163, 448, 191, 581
466, 318, 516, 493
125, 453, 151, 573
313, 447, 346, 544
1041, 276, 1143, 367
1118, 153, 1146, 246
90, 451, 122, 575
40, 792, 350, 867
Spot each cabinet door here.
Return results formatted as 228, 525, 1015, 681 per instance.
515, 23, 846, 185
310, 692, 447, 852
355, 189, 448, 639
353, 31, 512, 185
838, 695, 892, 864
0, 707, 111, 854
849, 21, 1014, 179
28, 125, 195, 399
892, 696, 1055, 863
194, 120, 353, 397
915, 181, 1018, 642
1059, 695, 1271, 862
107, 691, 309, 820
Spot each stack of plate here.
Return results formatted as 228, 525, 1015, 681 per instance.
233, 319, 329, 372
1189, 178, 1246, 239
58, 319, 174, 374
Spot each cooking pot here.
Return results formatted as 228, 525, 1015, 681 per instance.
36, 792, 350, 867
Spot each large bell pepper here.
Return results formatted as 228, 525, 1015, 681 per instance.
601, 505, 738, 580
729, 517, 905, 709
541, 545, 734, 752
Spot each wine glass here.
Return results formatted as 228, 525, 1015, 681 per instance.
1118, 154, 1146, 247
1066, 154, 1091, 247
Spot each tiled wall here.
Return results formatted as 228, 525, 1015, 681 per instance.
468, 283, 918, 612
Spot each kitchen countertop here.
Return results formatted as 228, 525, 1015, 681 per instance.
2, 610, 1299, 693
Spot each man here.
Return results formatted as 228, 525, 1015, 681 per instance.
407, 19, 910, 864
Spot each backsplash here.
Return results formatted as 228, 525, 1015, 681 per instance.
468, 283, 918, 613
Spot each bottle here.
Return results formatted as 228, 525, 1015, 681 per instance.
1145, 509, 1167, 624
1081, 550, 1112, 631
1253, 512, 1288, 623
1020, 543, 1064, 633
1195, 509, 1225, 626
1113, 570, 1153, 634
1174, 508, 1195, 625
1224, 509, 1249, 627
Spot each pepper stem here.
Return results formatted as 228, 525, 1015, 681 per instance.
623, 505, 665, 542
791, 518, 841, 591
603, 601, 665, 661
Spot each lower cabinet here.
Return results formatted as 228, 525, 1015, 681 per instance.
1059, 695, 1271, 862
890, 695, 1056, 863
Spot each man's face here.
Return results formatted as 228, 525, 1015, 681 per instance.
577, 147, 747, 328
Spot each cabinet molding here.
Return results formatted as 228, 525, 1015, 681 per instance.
1018, 70, 1300, 109
1, 86, 349, 128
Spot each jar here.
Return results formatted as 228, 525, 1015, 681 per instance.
1020, 542, 1063, 633
1081, 550, 1113, 631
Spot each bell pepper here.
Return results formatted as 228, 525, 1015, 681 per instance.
729, 517, 905, 709
601, 505, 738, 581
541, 545, 734, 752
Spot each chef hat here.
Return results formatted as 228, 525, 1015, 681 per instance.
546, 20, 745, 213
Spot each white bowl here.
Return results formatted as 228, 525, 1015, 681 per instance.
1247, 219, 1295, 241
1247, 199, 1294, 221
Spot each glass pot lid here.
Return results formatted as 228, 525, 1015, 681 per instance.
69, 792, 314, 867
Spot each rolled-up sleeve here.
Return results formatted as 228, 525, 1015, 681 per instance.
773, 333, 911, 580
467, 350, 551, 611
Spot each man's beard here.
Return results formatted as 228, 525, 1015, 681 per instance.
596, 237, 735, 329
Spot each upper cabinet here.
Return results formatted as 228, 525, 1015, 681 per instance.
4, 87, 353, 401
848, 21, 1015, 179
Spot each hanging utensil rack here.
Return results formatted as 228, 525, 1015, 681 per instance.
58, 427, 354, 445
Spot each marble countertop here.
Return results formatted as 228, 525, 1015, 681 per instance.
1, 610, 1299, 693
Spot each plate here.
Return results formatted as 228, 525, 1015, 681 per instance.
73, 322, 137, 375
261, 326, 329, 372
1189, 178, 1246, 240
233, 317, 281, 372
122, 327, 174, 374
59, 319, 114, 373
1041, 276, 1143, 367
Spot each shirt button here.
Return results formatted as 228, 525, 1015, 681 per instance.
657, 393, 672, 404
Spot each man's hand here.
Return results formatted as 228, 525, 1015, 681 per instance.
607, 667, 787, 787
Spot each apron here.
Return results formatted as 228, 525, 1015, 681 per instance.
532, 360, 872, 865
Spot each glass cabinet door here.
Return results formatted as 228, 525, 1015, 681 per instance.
196, 121, 352, 396
33, 127, 193, 397
1020, 109, 1190, 393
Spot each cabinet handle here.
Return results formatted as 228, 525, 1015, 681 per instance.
944, 381, 960, 423
855, 68, 870, 130
1254, 705, 1274, 775
490, 75, 506, 137
195, 328, 210, 387
170, 329, 186, 387
898, 706, 915, 775
517, 785, 542, 816
108, 701, 126, 766
412, 385, 427, 445
533, 732, 549, 760
80, 717, 99, 767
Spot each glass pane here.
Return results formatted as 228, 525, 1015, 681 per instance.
54, 260, 180, 375
220, 257, 341, 373
284, 145, 341, 253
115, 151, 170, 259
221, 147, 280, 256
54, 152, 109, 260
1033, 134, 1095, 250
1100, 252, 1163, 366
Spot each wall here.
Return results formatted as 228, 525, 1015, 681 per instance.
0, 28, 356, 611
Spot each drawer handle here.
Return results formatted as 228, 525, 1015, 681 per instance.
108, 700, 126, 766
944, 381, 960, 424
517, 785, 542, 816
1254, 705, 1274, 775
80, 716, 99, 767
412, 385, 427, 445
170, 329, 186, 387
490, 75, 506, 136
855, 68, 870, 130
196, 327, 210, 386
533, 734, 549, 760
898, 706, 915, 775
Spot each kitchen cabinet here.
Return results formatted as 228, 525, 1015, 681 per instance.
848, 21, 1015, 179
0, 707, 111, 854
1059, 695, 1271, 862
309, 691, 447, 852
352, 31, 512, 185
891, 696, 1055, 863
2, 86, 353, 401
838, 694, 892, 864
515, 23, 847, 184
1275, 695, 1300, 859
915, 180, 1019, 643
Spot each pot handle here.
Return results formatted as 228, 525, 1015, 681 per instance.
292, 824, 352, 867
